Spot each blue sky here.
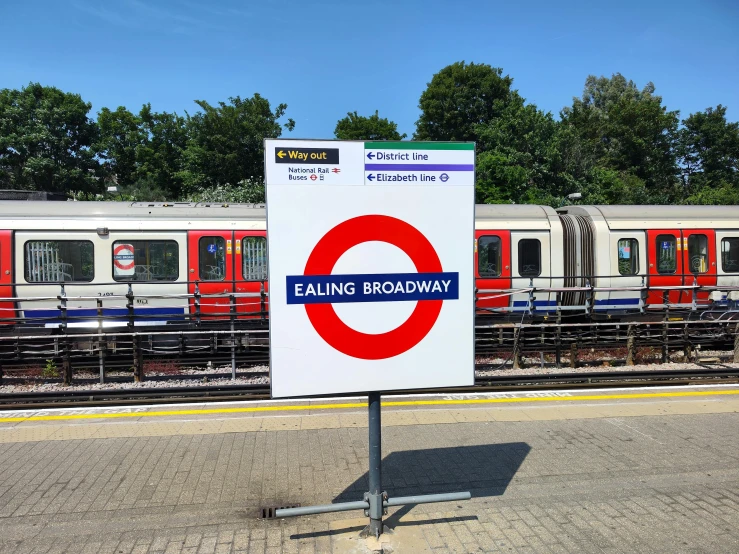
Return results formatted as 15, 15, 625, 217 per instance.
2, 0, 738, 138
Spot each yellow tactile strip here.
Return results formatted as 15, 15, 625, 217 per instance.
1, 388, 739, 424
0, 389, 737, 443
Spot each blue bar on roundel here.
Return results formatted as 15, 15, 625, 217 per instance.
286, 272, 459, 305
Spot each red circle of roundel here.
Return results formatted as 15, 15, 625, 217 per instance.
303, 215, 443, 360
113, 244, 135, 271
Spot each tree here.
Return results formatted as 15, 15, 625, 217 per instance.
94, 104, 188, 200
0, 83, 101, 195
137, 105, 188, 199
677, 105, 739, 202
95, 106, 145, 188
178, 94, 294, 193
334, 111, 406, 140
560, 74, 680, 200
414, 62, 516, 142
474, 97, 561, 203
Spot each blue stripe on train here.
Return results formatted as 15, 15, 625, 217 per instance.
512, 300, 558, 307
23, 307, 186, 324
595, 298, 640, 305
594, 298, 641, 310
511, 300, 558, 312
509, 298, 641, 311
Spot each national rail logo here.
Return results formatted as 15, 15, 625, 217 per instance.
286, 215, 459, 360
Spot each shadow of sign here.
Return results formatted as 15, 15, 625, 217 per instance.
289, 442, 530, 540
334, 442, 531, 503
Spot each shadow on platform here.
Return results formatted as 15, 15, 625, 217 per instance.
335, 442, 531, 502
290, 442, 529, 540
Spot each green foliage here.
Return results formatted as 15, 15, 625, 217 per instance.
43, 359, 59, 379
95, 106, 145, 187
579, 168, 654, 205
178, 94, 294, 193
678, 105, 739, 201
117, 177, 171, 202
137, 105, 188, 199
184, 179, 265, 204
334, 110, 406, 140
560, 74, 680, 198
414, 62, 516, 142
474, 97, 561, 204
2, 67, 738, 207
0, 83, 102, 195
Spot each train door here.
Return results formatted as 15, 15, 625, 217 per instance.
647, 230, 683, 306
234, 231, 268, 318
682, 229, 717, 306
511, 232, 552, 312
0, 230, 13, 324
475, 230, 511, 314
188, 231, 234, 318
716, 231, 739, 296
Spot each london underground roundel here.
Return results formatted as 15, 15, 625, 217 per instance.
286, 215, 459, 360
113, 244, 135, 275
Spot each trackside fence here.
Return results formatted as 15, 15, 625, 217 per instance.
1, 278, 739, 385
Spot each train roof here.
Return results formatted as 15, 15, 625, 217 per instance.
558, 205, 739, 230
475, 204, 558, 230
0, 201, 558, 222
0, 201, 267, 219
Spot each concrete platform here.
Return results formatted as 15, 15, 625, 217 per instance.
0, 385, 738, 553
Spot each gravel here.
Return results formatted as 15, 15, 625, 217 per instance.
475, 349, 739, 377
1, 353, 737, 394
0, 364, 270, 394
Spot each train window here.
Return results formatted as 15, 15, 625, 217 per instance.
518, 239, 541, 277
721, 238, 739, 273
617, 238, 639, 276
112, 241, 178, 281
24, 241, 94, 282
242, 236, 268, 280
688, 234, 708, 274
199, 237, 226, 281
478, 236, 501, 277
656, 235, 677, 274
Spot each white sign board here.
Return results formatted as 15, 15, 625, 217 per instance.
265, 139, 475, 398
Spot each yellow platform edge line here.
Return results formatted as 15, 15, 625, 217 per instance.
1, 388, 738, 423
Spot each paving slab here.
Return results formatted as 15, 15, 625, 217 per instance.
0, 386, 738, 552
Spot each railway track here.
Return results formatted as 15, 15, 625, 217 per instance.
2, 367, 737, 410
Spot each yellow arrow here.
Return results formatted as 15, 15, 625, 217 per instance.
277, 150, 286, 159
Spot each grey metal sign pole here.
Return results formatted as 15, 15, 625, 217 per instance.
366, 392, 384, 537
276, 392, 471, 537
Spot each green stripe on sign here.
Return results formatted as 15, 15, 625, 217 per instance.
364, 142, 475, 150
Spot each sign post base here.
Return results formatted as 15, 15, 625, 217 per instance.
275, 392, 471, 537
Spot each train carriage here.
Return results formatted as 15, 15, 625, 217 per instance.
0, 202, 268, 329
2, 201, 739, 330
558, 206, 739, 312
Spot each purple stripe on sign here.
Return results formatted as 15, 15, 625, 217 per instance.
364, 164, 474, 171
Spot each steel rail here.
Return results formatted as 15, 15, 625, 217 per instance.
2, 368, 737, 410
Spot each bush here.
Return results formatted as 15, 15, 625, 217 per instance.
184, 179, 265, 204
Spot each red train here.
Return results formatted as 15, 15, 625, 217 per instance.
1, 201, 738, 329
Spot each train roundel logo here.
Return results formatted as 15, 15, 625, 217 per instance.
286, 215, 460, 360
113, 244, 135, 271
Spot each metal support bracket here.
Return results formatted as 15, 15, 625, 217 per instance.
274, 392, 471, 538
